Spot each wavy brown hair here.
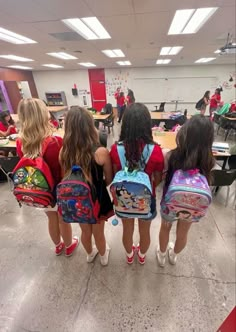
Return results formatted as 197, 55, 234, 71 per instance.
119, 103, 155, 171
60, 106, 99, 180
165, 115, 215, 186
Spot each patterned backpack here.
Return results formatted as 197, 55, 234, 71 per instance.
161, 169, 212, 222
57, 165, 100, 224
110, 144, 154, 219
13, 138, 55, 208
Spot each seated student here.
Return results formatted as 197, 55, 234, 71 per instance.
110, 103, 164, 264
16, 98, 78, 256
157, 116, 215, 267
59, 106, 114, 265
49, 112, 59, 129
0, 110, 17, 137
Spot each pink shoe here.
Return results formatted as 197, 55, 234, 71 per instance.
55, 241, 65, 256
65, 237, 79, 257
137, 245, 146, 265
126, 245, 136, 264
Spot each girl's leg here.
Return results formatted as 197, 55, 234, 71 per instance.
122, 218, 135, 254
156, 219, 173, 267
159, 219, 173, 253
80, 224, 93, 254
174, 220, 192, 254
46, 211, 61, 245
138, 219, 152, 254
92, 221, 106, 256
58, 214, 78, 256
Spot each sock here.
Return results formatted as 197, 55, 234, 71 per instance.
138, 250, 146, 258
55, 241, 62, 248
126, 250, 134, 258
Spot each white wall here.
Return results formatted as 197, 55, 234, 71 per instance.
33, 69, 92, 108
105, 65, 236, 113
33, 65, 235, 114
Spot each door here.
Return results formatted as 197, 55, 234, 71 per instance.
88, 69, 106, 111
4, 81, 22, 113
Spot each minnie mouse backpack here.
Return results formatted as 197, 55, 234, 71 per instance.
110, 144, 154, 219
12, 138, 55, 208
161, 169, 212, 222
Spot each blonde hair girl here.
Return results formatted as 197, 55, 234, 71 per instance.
16, 98, 78, 256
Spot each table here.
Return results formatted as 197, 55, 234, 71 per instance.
153, 131, 231, 160
150, 112, 191, 120
48, 106, 68, 120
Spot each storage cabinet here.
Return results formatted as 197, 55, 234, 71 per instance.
45, 92, 67, 106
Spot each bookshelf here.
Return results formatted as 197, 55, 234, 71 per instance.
45, 91, 67, 106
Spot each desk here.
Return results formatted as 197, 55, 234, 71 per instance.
48, 106, 68, 120
153, 131, 231, 159
150, 112, 191, 120
91, 113, 110, 121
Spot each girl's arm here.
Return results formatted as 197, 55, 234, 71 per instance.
96, 147, 113, 185
153, 171, 163, 187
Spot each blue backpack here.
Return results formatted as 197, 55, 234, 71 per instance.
110, 144, 154, 219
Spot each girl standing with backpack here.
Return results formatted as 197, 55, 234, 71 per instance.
157, 116, 214, 267
16, 98, 78, 256
59, 107, 114, 266
110, 103, 164, 264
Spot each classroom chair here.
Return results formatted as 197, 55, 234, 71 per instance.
154, 102, 166, 112
211, 169, 236, 207
0, 156, 19, 188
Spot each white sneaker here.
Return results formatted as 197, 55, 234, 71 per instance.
87, 246, 98, 263
156, 248, 166, 267
168, 242, 177, 265
100, 244, 111, 266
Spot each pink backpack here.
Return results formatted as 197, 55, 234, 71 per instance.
161, 169, 212, 222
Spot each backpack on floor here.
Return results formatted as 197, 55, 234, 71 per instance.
57, 165, 100, 224
110, 144, 154, 219
13, 138, 55, 208
195, 98, 204, 110
161, 169, 212, 222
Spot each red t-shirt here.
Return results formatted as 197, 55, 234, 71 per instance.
210, 94, 221, 108
16, 136, 63, 185
110, 143, 164, 195
115, 92, 125, 106
0, 122, 17, 135
50, 119, 59, 128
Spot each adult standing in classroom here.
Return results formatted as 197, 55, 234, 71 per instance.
196, 91, 210, 115
126, 89, 136, 106
209, 88, 222, 118
114, 87, 122, 120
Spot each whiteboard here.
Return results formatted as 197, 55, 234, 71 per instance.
133, 76, 217, 103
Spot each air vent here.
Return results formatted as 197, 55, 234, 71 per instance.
49, 32, 83, 41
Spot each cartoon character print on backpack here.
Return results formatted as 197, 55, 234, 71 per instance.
116, 186, 134, 209
14, 166, 49, 191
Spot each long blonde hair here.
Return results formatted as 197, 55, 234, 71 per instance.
17, 98, 54, 158
60, 106, 99, 180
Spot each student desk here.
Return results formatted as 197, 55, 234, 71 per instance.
153, 131, 231, 167
150, 112, 191, 120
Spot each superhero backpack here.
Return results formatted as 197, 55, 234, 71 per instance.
12, 138, 55, 208
110, 144, 154, 219
57, 165, 100, 224
161, 169, 212, 222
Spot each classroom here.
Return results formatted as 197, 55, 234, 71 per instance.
0, 1, 235, 331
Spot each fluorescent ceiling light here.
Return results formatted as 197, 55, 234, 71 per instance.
156, 59, 171, 64
195, 57, 216, 63
47, 52, 77, 60
214, 49, 221, 54
116, 61, 131, 66
0, 55, 34, 62
8, 65, 33, 70
42, 64, 64, 68
160, 46, 183, 55
0, 27, 37, 44
102, 49, 125, 58
62, 17, 111, 40
78, 62, 96, 67
168, 8, 218, 35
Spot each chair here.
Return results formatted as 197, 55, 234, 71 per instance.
228, 155, 236, 170
213, 113, 221, 134
218, 116, 235, 141
103, 112, 115, 134
154, 102, 166, 112
211, 169, 236, 206
0, 156, 19, 188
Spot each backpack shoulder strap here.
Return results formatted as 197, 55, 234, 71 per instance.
117, 143, 155, 170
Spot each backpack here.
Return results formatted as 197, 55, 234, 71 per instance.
161, 169, 212, 222
13, 138, 55, 208
57, 165, 100, 224
110, 144, 154, 219
195, 98, 204, 110
216, 103, 231, 115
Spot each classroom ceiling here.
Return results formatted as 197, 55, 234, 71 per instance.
0, 0, 235, 71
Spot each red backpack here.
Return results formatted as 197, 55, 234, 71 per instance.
13, 138, 55, 208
